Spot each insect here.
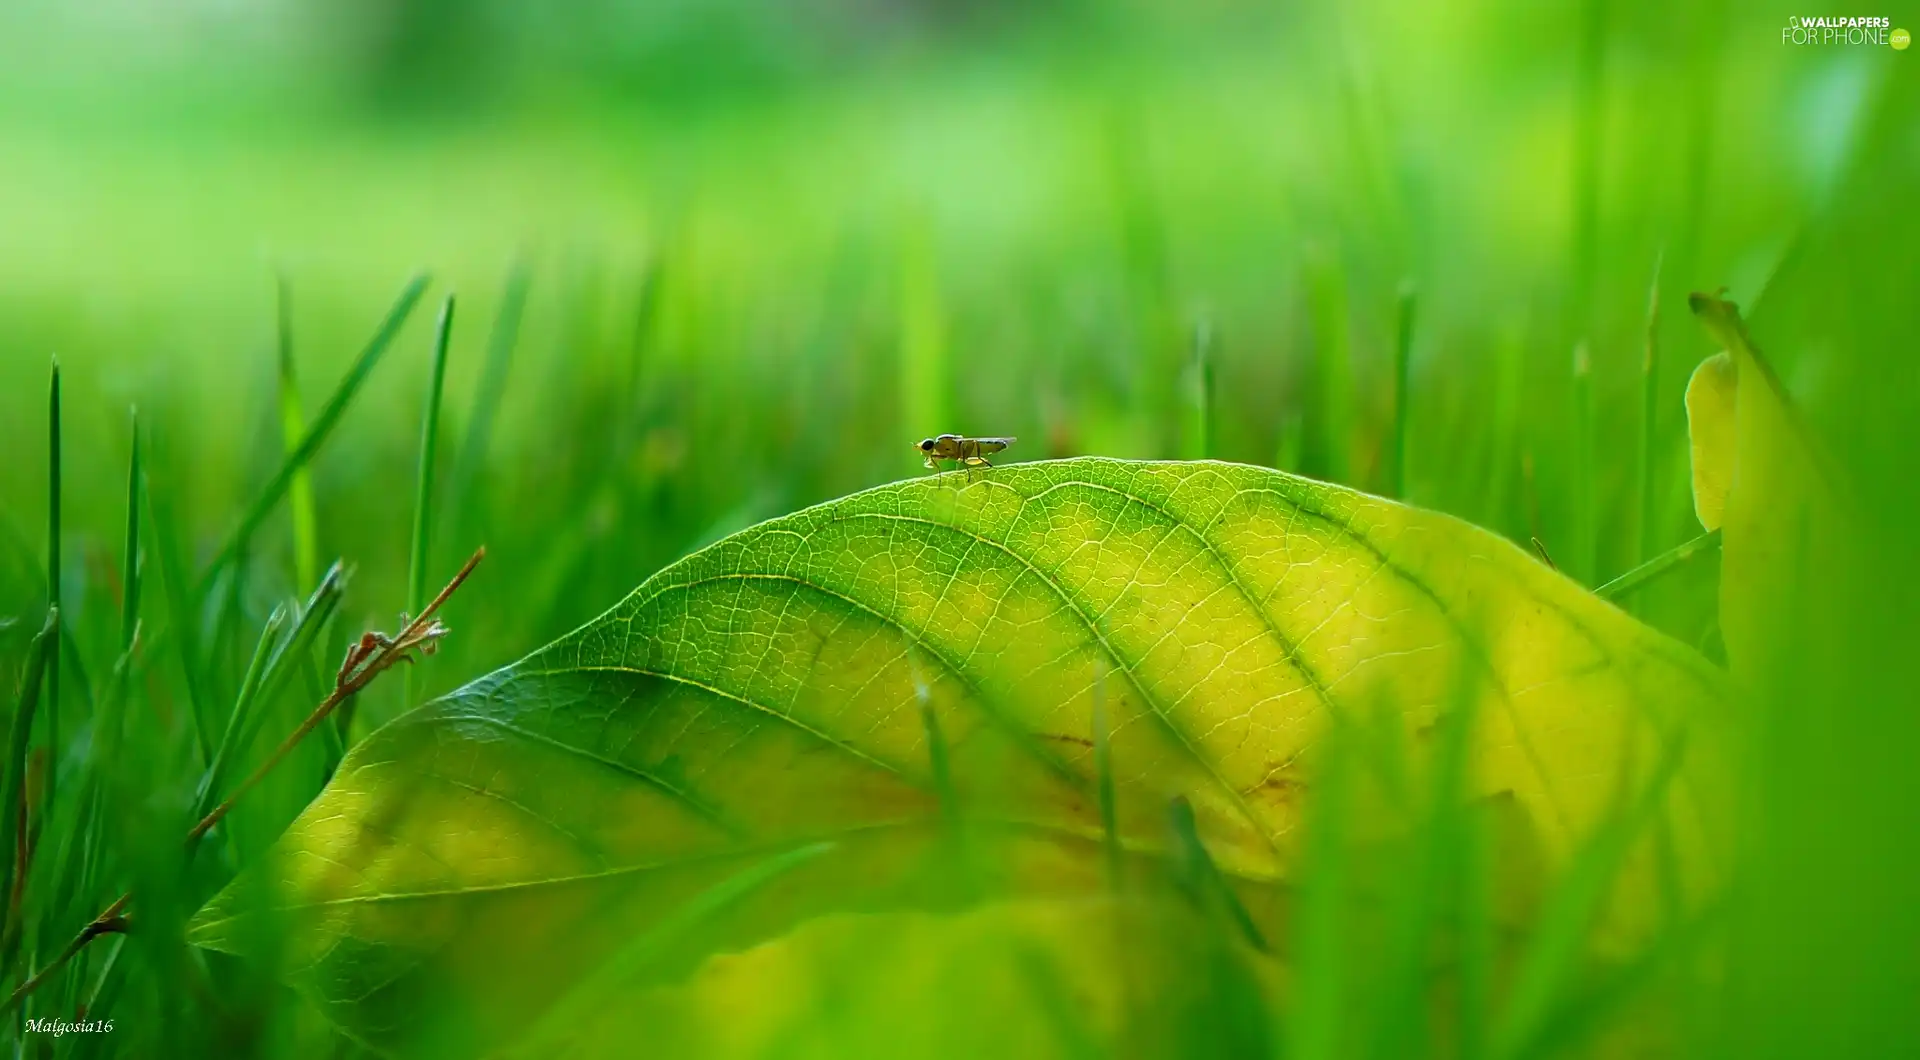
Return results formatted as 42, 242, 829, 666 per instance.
917, 434, 1016, 470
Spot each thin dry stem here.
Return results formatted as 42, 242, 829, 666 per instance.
187, 546, 482, 846
3, 893, 129, 1014
5, 548, 484, 1014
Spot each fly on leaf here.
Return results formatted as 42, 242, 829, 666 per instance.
917, 434, 1015, 470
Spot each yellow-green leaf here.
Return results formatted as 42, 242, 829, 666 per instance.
1685, 351, 1737, 532
189, 458, 1727, 1048
1686, 294, 1845, 674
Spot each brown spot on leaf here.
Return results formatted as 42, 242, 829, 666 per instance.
1246, 752, 1309, 805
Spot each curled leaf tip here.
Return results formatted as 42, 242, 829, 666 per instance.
1686, 353, 1738, 532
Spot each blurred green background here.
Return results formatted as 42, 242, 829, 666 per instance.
0, 0, 1916, 1055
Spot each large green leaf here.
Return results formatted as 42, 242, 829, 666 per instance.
190, 459, 1728, 1049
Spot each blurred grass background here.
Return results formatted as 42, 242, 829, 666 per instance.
0, 0, 1915, 1055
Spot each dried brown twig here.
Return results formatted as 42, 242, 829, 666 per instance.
2, 547, 485, 1015
2, 895, 129, 1014
187, 546, 483, 846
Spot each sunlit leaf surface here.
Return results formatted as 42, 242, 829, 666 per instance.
1687, 294, 1848, 677
191, 459, 1728, 1049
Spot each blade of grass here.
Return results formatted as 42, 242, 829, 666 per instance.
119, 415, 142, 654
1369, 675, 1479, 1060
1092, 658, 1121, 887
1182, 319, 1216, 461
64, 422, 146, 987
1484, 321, 1526, 533
406, 295, 455, 710
1288, 734, 1355, 1060
276, 272, 320, 594
147, 465, 213, 765
1525, 897, 1724, 1059
1019, 946, 1109, 1060
912, 650, 979, 901
45, 359, 60, 819
1307, 256, 1355, 484
912, 661, 956, 825
208, 541, 251, 708
1456, 804, 1497, 1060
1, 894, 127, 1015
1570, 341, 1595, 583
1570, 0, 1607, 337
899, 217, 949, 442
1489, 730, 1690, 1060
194, 272, 429, 600
1595, 529, 1721, 601
1, 608, 57, 965
1168, 795, 1267, 954
193, 562, 346, 829
79, 933, 126, 1029
188, 547, 481, 848
1107, 111, 1178, 455
453, 261, 530, 502
1276, 408, 1304, 473
1392, 281, 1417, 499
501, 840, 835, 1059
22, 553, 479, 1016
1635, 252, 1664, 570
191, 605, 289, 826
306, 608, 346, 776
57, 640, 137, 1019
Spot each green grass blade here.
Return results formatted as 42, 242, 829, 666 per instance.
1369, 675, 1478, 1060
192, 605, 289, 826
408, 295, 455, 620
1107, 111, 1178, 454
55, 416, 148, 961
1275, 408, 1304, 473
277, 272, 321, 595
1490, 732, 1689, 1060
209, 541, 252, 707
240, 566, 345, 781
1635, 252, 1664, 569
1457, 809, 1496, 1060
1, 608, 57, 953
1168, 795, 1267, 954
914, 666, 956, 824
502, 841, 836, 1059
1570, 341, 1595, 583
899, 219, 949, 441
1288, 736, 1354, 1060
1182, 319, 1216, 460
1526, 897, 1723, 1059
194, 562, 346, 830
453, 261, 530, 501
195, 272, 430, 600
80, 934, 126, 1030
1092, 658, 1121, 887
45, 358, 61, 817
1595, 529, 1720, 601
406, 295, 455, 709
147, 465, 214, 765
1307, 257, 1355, 484
120, 411, 143, 652
1392, 282, 1417, 499
1570, 0, 1606, 336
59, 640, 137, 1007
